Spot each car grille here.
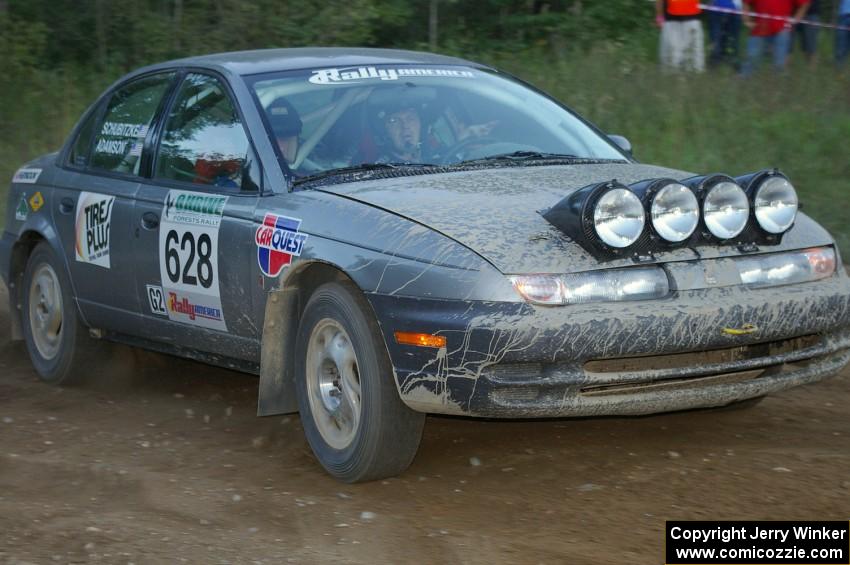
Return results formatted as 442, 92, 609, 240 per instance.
580, 334, 823, 396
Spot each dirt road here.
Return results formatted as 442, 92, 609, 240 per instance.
1, 279, 849, 564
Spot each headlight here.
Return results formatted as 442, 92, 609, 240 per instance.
736, 247, 835, 288
593, 188, 645, 248
753, 175, 798, 234
650, 183, 699, 242
509, 275, 563, 306
509, 267, 669, 306
703, 181, 749, 239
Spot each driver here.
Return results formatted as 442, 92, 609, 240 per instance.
266, 97, 302, 166
377, 104, 425, 164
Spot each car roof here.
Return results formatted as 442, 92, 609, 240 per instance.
141, 47, 487, 77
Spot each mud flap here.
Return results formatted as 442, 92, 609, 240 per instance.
257, 287, 299, 416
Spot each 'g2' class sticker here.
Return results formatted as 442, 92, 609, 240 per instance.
12, 168, 42, 184
146, 285, 168, 316
159, 190, 228, 332
75, 192, 115, 268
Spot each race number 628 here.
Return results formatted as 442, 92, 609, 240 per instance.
164, 229, 213, 288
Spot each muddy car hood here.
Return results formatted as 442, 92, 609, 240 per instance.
319, 163, 834, 274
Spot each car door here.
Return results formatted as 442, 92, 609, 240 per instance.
52, 72, 176, 334
132, 71, 263, 363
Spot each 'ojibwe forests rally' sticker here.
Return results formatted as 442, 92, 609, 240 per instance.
255, 214, 308, 277
75, 192, 115, 268
158, 190, 228, 332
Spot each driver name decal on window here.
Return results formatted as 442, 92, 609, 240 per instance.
159, 190, 228, 332
94, 122, 148, 156
308, 67, 475, 85
75, 192, 115, 268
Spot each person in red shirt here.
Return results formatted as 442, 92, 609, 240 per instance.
741, 0, 811, 74
655, 0, 706, 71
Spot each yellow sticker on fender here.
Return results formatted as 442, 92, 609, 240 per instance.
29, 191, 44, 212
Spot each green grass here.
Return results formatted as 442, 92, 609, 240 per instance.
491, 49, 850, 254
0, 66, 111, 227
2, 50, 848, 254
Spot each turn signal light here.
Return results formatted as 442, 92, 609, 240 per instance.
394, 331, 447, 349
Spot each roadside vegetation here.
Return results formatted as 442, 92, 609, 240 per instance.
1, 0, 848, 253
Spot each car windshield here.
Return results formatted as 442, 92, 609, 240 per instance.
247, 64, 625, 181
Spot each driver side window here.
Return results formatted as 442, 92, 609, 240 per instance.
156, 73, 261, 192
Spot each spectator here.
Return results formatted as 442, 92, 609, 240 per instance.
837, 0, 850, 66
741, 0, 811, 75
708, 0, 743, 69
656, 0, 706, 71
794, 0, 820, 64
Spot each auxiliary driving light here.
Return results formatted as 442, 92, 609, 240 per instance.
542, 181, 648, 255
593, 188, 646, 248
702, 180, 749, 240
753, 175, 798, 234
650, 182, 699, 242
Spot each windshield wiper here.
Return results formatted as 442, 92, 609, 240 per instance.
293, 162, 435, 186
457, 151, 622, 166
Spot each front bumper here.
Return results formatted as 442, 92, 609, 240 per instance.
367, 272, 850, 417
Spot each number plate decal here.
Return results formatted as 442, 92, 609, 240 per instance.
158, 190, 228, 331
146, 284, 168, 316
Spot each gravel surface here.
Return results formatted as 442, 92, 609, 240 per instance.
1, 280, 849, 564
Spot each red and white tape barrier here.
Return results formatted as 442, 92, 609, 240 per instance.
697, 3, 850, 32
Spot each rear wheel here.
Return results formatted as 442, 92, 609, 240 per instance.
295, 281, 425, 482
21, 242, 95, 385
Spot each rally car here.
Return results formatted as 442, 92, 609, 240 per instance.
2, 48, 849, 482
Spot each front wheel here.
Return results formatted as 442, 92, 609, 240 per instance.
295, 281, 425, 482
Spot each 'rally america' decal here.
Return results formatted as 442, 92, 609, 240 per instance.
12, 168, 42, 184
255, 213, 308, 277
75, 192, 115, 268
308, 66, 475, 85
159, 190, 228, 331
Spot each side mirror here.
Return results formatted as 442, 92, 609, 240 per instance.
608, 134, 632, 157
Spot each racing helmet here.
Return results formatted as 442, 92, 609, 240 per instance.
366, 85, 437, 145
266, 97, 302, 138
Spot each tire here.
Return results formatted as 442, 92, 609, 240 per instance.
21, 241, 96, 385
294, 281, 425, 483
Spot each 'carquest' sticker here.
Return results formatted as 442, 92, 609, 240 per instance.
255, 213, 308, 277
308, 66, 475, 85
159, 190, 228, 332
75, 192, 115, 268
29, 191, 44, 212
145, 285, 168, 316
12, 168, 42, 184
